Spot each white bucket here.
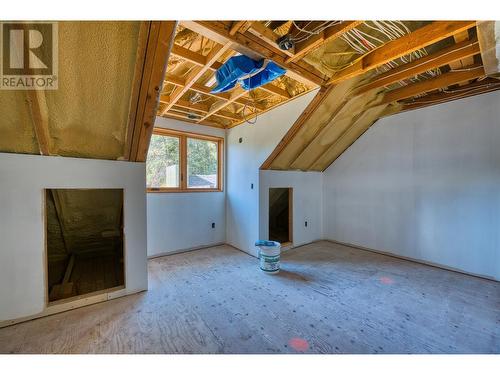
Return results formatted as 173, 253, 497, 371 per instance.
258, 242, 281, 274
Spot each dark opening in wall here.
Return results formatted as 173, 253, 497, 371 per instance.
269, 187, 293, 244
45, 189, 125, 303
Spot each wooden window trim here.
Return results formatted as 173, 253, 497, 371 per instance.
147, 128, 224, 193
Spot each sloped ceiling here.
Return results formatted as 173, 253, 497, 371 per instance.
259, 21, 500, 171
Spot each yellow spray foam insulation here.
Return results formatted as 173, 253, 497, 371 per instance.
270, 74, 368, 170
309, 104, 392, 171
48, 189, 123, 254
35, 22, 141, 160
0, 91, 41, 155
269, 72, 402, 171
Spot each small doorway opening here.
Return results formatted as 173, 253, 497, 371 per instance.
45, 188, 125, 304
268, 187, 292, 245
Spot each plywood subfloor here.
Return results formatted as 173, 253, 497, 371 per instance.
0, 242, 498, 353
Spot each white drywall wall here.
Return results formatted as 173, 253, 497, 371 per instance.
147, 117, 226, 256
0, 153, 147, 320
323, 91, 500, 281
259, 170, 323, 248
226, 90, 319, 256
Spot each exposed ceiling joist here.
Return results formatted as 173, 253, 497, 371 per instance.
247, 22, 296, 58
327, 21, 477, 85
128, 21, 177, 162
169, 45, 291, 99
356, 38, 481, 95
160, 95, 243, 122
229, 21, 255, 36
179, 20, 325, 86
197, 86, 249, 123
381, 63, 485, 104
400, 78, 500, 112
161, 42, 232, 115
163, 113, 225, 129
164, 73, 267, 111
286, 21, 363, 63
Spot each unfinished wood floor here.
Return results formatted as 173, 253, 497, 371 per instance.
0, 241, 499, 353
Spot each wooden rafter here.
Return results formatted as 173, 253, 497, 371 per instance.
400, 78, 500, 112
127, 21, 177, 162
26, 90, 51, 156
247, 22, 296, 58
180, 21, 326, 86
161, 42, 232, 115
229, 21, 255, 36
327, 21, 477, 85
160, 95, 242, 122
164, 73, 266, 110
197, 86, 249, 123
355, 38, 481, 95
381, 64, 485, 104
286, 21, 363, 63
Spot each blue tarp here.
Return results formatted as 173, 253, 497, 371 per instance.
211, 55, 286, 93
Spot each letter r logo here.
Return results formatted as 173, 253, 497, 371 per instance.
2, 23, 53, 75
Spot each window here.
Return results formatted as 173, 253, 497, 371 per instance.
146, 128, 223, 192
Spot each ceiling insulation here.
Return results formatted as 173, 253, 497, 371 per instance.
268, 73, 398, 171
0, 21, 142, 160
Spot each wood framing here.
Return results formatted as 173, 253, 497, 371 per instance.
127, 21, 177, 162
161, 42, 233, 115
147, 128, 224, 193
355, 38, 481, 95
179, 21, 326, 86
381, 64, 485, 104
286, 21, 363, 63
327, 21, 477, 85
400, 78, 500, 112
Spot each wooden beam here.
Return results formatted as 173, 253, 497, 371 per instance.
26, 90, 51, 155
180, 21, 325, 86
160, 95, 243, 122
449, 30, 475, 86
260, 86, 331, 170
260, 83, 291, 99
327, 21, 477, 85
286, 21, 363, 63
162, 113, 225, 129
170, 44, 206, 66
164, 73, 266, 110
128, 21, 177, 162
381, 64, 485, 104
400, 78, 500, 111
230, 21, 255, 36
125, 22, 150, 160
197, 86, 248, 123
355, 38, 481, 95
161, 42, 232, 115
247, 22, 295, 58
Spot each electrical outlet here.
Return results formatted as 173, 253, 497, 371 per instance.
251, 183, 254, 189
239, 137, 243, 143
305, 221, 308, 227
211, 222, 215, 229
